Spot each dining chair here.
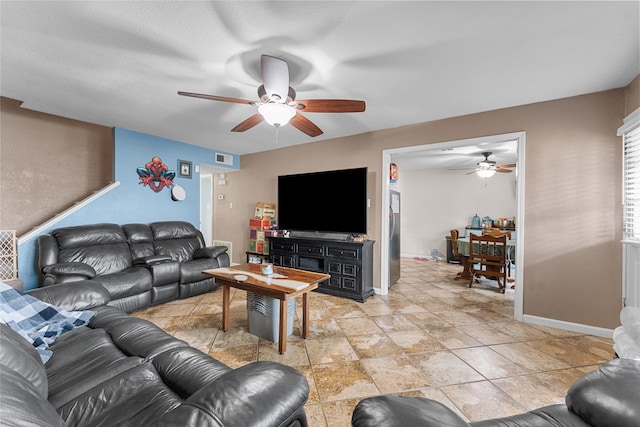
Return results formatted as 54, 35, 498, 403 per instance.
481, 228, 514, 279
468, 233, 509, 293
450, 229, 466, 280
482, 228, 512, 239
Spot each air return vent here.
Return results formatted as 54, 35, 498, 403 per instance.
215, 153, 233, 166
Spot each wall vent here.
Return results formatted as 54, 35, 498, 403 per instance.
215, 153, 233, 166
213, 240, 233, 264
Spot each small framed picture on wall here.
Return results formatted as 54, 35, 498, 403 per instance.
178, 160, 192, 179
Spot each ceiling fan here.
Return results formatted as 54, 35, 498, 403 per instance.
178, 55, 366, 137
451, 152, 516, 178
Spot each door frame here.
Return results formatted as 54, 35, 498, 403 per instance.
380, 131, 526, 321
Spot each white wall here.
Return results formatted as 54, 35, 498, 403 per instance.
396, 168, 517, 258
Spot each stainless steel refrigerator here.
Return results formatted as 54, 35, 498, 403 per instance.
389, 190, 401, 286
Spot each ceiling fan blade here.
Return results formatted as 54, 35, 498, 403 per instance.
295, 99, 366, 113
178, 91, 254, 105
261, 55, 289, 102
495, 168, 513, 173
231, 113, 264, 132
498, 163, 517, 168
289, 113, 323, 137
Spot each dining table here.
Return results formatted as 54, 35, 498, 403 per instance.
454, 236, 516, 280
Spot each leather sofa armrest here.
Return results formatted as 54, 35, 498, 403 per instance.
133, 255, 173, 265
157, 361, 309, 427
352, 396, 470, 427
566, 358, 640, 427
193, 246, 228, 259
42, 262, 96, 279
26, 281, 110, 311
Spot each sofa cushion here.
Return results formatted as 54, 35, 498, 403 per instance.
57, 363, 182, 426
151, 221, 206, 263
52, 224, 134, 275
123, 223, 156, 259
97, 267, 153, 299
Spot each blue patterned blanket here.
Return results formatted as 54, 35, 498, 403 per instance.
0, 282, 95, 363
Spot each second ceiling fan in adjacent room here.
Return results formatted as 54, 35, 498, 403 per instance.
450, 152, 516, 178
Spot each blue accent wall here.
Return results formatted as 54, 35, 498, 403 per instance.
17, 128, 239, 290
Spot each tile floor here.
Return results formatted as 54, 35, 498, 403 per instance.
133, 258, 614, 427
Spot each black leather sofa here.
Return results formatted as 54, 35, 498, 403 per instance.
1, 281, 309, 426
351, 357, 640, 427
36, 221, 230, 312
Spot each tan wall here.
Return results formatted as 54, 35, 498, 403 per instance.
625, 75, 639, 115
216, 88, 625, 329
0, 98, 113, 235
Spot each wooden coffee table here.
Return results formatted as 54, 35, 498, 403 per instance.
203, 263, 330, 354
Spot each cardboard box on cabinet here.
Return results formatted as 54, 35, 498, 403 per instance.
255, 202, 276, 219
249, 218, 275, 230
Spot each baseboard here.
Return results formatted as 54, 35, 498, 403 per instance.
523, 314, 614, 339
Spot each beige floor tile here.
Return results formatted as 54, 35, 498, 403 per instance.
453, 347, 530, 379
402, 311, 453, 329
371, 314, 420, 332
257, 339, 310, 367
336, 317, 385, 336
308, 318, 345, 339
490, 342, 570, 372
491, 374, 566, 410
360, 355, 432, 393
321, 399, 361, 427
297, 365, 320, 405
347, 333, 404, 359
531, 337, 610, 366
305, 336, 359, 364
457, 323, 518, 345
303, 403, 327, 427
432, 310, 484, 326
411, 351, 484, 386
313, 361, 380, 401
386, 329, 447, 354
358, 300, 394, 316
207, 344, 257, 369
426, 327, 484, 349
441, 380, 526, 421
526, 367, 589, 395
490, 320, 553, 341
211, 326, 259, 349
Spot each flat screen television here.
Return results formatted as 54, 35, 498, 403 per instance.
278, 167, 367, 235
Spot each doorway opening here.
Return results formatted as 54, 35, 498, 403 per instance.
380, 132, 526, 321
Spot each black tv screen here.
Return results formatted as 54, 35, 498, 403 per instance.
278, 167, 367, 234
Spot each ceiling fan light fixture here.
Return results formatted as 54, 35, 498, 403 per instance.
476, 168, 496, 178
258, 103, 296, 127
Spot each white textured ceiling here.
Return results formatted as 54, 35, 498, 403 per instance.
1, 1, 638, 166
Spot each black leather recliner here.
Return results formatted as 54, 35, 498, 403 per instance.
351, 357, 640, 427
35, 221, 230, 312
